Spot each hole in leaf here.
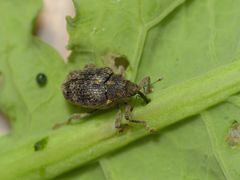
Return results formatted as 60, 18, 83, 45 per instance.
34, 0, 75, 60
103, 53, 130, 75
114, 55, 129, 70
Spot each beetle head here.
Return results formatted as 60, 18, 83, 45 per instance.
126, 81, 140, 97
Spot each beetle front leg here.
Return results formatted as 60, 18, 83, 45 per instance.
115, 110, 122, 129
124, 105, 155, 133
53, 112, 91, 130
139, 76, 152, 94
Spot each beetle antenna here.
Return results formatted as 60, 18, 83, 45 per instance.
137, 91, 151, 104
141, 77, 163, 95
150, 77, 163, 86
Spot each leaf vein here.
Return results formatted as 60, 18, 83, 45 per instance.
201, 111, 230, 180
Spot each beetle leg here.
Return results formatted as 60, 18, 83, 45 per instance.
53, 112, 91, 130
139, 76, 152, 94
124, 105, 155, 133
115, 110, 122, 129
115, 107, 129, 132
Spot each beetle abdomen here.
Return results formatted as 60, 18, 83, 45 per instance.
62, 67, 113, 108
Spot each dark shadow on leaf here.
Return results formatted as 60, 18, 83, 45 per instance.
55, 162, 104, 180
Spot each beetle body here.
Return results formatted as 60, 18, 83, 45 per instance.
62, 66, 140, 109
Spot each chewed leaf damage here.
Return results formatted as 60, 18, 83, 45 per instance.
226, 120, 240, 148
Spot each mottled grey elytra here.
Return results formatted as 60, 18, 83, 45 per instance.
62, 65, 146, 109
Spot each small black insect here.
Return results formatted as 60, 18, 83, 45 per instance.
54, 64, 161, 132
36, 73, 47, 86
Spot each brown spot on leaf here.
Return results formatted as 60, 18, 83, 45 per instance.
34, 136, 49, 151
226, 120, 240, 148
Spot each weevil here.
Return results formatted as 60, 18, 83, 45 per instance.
54, 64, 161, 132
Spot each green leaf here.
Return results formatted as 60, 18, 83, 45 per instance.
100, 117, 226, 180
94, 0, 240, 179
201, 103, 240, 179
56, 163, 106, 180
1, 0, 240, 179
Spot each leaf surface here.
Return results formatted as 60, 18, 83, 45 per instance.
1, 0, 240, 179
95, 0, 240, 179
